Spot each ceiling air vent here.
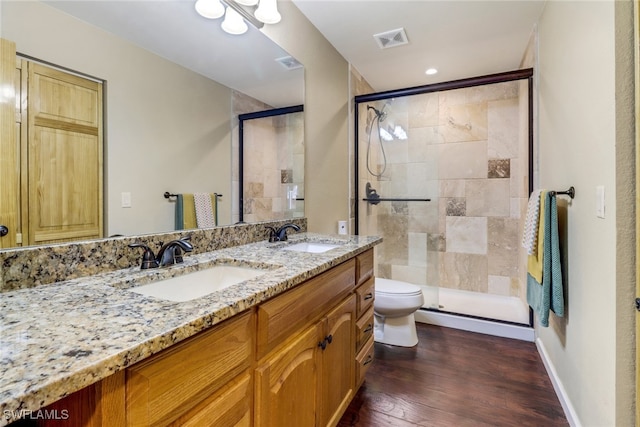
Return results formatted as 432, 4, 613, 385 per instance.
373, 27, 409, 49
275, 56, 303, 70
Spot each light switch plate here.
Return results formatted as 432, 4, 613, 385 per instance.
596, 186, 605, 219
121, 192, 132, 208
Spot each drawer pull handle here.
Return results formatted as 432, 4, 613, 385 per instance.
363, 324, 373, 334
325, 334, 333, 344
363, 293, 373, 301
363, 356, 373, 366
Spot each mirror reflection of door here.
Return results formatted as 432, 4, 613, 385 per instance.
0, 38, 104, 248
0, 38, 19, 249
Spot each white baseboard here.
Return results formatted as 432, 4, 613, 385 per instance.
415, 309, 535, 342
535, 338, 581, 427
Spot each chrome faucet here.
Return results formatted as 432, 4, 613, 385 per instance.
129, 237, 193, 269
266, 223, 301, 242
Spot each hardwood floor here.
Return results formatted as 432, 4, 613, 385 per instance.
339, 323, 568, 427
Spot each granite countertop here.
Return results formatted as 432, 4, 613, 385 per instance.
0, 233, 381, 426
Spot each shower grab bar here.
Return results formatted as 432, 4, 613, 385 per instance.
364, 182, 430, 205
362, 197, 431, 202
549, 186, 575, 199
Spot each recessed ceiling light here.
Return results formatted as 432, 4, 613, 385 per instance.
425, 68, 438, 75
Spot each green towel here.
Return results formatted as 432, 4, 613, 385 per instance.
526, 191, 565, 327
175, 194, 184, 230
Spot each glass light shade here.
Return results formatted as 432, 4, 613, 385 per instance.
254, 0, 281, 24
195, 0, 225, 19
221, 7, 248, 35
235, 0, 259, 5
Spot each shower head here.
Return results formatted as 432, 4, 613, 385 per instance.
367, 104, 387, 122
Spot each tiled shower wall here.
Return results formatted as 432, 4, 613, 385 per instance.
358, 80, 529, 303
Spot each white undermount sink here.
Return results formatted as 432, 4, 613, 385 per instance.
130, 264, 268, 302
281, 242, 341, 253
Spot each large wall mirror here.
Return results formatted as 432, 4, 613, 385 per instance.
0, 0, 304, 249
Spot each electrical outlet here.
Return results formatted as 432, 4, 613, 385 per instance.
338, 220, 347, 235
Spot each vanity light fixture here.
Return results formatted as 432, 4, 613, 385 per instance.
195, 0, 281, 35
221, 6, 248, 34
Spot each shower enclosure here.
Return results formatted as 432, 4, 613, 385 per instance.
236, 105, 305, 223
354, 70, 533, 325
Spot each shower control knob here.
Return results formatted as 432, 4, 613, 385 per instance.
0, 225, 8, 237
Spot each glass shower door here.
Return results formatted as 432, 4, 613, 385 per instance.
356, 96, 441, 311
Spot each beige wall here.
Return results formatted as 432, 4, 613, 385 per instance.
536, 1, 635, 425
262, 0, 350, 234
1, 1, 233, 237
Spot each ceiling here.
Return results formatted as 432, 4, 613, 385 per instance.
41, 0, 546, 103
293, 0, 546, 92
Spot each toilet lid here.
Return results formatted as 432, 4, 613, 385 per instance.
375, 278, 423, 296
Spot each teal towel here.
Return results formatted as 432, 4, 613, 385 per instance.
175, 194, 184, 230
526, 192, 565, 327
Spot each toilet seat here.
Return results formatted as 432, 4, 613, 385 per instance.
375, 278, 422, 297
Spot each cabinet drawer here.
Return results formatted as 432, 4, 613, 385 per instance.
355, 307, 374, 353
355, 277, 375, 318
126, 311, 254, 427
355, 337, 374, 388
257, 259, 355, 359
356, 249, 374, 286
173, 372, 252, 427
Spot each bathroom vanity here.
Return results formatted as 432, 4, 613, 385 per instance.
0, 227, 380, 427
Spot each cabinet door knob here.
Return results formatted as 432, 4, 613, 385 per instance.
0, 225, 7, 237
325, 334, 333, 344
318, 340, 327, 350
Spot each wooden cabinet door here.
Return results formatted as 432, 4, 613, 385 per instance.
255, 322, 322, 427
27, 62, 103, 245
319, 296, 355, 427
0, 38, 19, 248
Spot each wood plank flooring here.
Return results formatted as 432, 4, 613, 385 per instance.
339, 323, 568, 427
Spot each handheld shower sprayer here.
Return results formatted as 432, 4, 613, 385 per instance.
365, 103, 389, 178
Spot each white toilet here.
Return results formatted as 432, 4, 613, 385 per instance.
373, 278, 424, 347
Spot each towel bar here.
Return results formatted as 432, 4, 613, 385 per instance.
164, 192, 223, 199
550, 186, 575, 199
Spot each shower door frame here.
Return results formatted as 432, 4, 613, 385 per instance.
238, 104, 304, 223
353, 68, 535, 326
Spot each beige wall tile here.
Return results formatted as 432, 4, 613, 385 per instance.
466, 179, 510, 217
438, 141, 488, 179
439, 252, 488, 292
409, 92, 439, 128
488, 98, 519, 158
446, 216, 487, 254
487, 217, 519, 277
